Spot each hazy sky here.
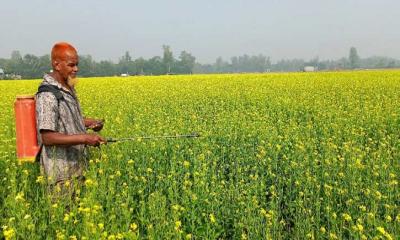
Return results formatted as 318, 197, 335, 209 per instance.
1, 0, 399, 63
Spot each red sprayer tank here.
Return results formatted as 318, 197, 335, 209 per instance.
14, 95, 40, 162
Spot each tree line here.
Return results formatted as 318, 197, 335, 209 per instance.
194, 47, 400, 73
1, 46, 399, 79
0, 45, 196, 79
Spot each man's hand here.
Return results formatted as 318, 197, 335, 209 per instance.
85, 118, 104, 132
84, 133, 107, 147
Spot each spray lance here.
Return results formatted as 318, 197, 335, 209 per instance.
88, 120, 200, 144
105, 132, 201, 143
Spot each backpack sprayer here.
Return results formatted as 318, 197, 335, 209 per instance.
15, 95, 40, 162
14, 94, 200, 163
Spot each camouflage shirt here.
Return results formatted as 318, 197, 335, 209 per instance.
36, 74, 87, 184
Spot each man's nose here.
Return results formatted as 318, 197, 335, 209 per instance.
73, 65, 79, 72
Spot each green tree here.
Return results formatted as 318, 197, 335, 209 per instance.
38, 55, 51, 75
95, 60, 117, 76
135, 57, 146, 75
78, 55, 96, 77
22, 54, 40, 78
145, 56, 164, 75
118, 51, 136, 75
123, 51, 132, 62
349, 47, 360, 69
178, 51, 196, 74
162, 45, 174, 74
215, 57, 226, 72
231, 56, 239, 72
7, 50, 23, 74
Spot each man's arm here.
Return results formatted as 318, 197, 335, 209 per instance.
36, 92, 105, 146
41, 130, 106, 146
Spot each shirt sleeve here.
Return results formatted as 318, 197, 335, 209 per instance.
36, 92, 59, 132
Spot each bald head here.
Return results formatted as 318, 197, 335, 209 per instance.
50, 42, 79, 85
51, 42, 78, 68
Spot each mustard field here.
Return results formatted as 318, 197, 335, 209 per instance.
1, 71, 399, 239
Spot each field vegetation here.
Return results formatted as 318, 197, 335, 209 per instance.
0, 71, 399, 239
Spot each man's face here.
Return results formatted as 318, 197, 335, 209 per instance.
54, 50, 79, 82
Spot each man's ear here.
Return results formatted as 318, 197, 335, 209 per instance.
53, 60, 61, 71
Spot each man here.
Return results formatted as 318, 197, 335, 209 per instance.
36, 42, 105, 189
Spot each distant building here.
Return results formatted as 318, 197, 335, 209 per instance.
0, 68, 4, 79
120, 73, 129, 77
303, 66, 316, 72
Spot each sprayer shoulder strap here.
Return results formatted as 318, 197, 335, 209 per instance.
37, 84, 65, 101
37, 84, 77, 124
